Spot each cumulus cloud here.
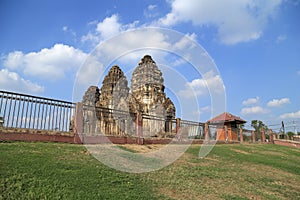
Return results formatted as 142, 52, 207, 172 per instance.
178, 70, 225, 98
3, 44, 88, 81
89, 28, 174, 66
267, 98, 290, 107
81, 14, 139, 44
0, 69, 44, 94
158, 0, 283, 44
242, 97, 259, 105
96, 14, 122, 39
280, 110, 300, 119
241, 106, 269, 115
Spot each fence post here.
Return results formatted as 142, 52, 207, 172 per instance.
176, 118, 181, 134
136, 113, 143, 144
204, 123, 209, 141
252, 131, 255, 143
261, 128, 266, 143
74, 102, 83, 144
239, 128, 244, 143
268, 129, 274, 143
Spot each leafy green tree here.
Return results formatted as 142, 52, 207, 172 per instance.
287, 131, 294, 140
251, 120, 268, 141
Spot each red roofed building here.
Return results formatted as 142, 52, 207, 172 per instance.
207, 112, 246, 141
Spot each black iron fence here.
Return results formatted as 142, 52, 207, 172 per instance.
0, 90, 253, 143
180, 119, 204, 139
142, 114, 175, 137
82, 104, 136, 135
0, 90, 75, 132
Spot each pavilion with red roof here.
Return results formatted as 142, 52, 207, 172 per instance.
207, 112, 246, 141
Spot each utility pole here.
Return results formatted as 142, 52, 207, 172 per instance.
281, 121, 285, 134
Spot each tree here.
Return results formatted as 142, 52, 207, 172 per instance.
237, 123, 245, 129
251, 120, 268, 141
287, 131, 294, 140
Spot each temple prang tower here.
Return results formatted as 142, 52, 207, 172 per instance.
82, 55, 175, 137
130, 55, 175, 136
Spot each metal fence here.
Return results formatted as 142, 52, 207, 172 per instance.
82, 104, 136, 135
142, 114, 175, 137
181, 119, 204, 139
242, 129, 253, 142
0, 90, 75, 132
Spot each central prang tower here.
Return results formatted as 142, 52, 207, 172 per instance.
130, 55, 175, 136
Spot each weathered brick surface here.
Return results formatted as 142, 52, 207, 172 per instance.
0, 131, 74, 143
0, 128, 240, 145
274, 139, 300, 148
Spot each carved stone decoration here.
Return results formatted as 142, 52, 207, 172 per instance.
81, 86, 100, 134
82, 55, 176, 137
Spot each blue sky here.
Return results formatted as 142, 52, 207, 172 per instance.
0, 0, 299, 132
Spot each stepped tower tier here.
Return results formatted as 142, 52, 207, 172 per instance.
131, 55, 164, 94
130, 55, 174, 115
97, 65, 130, 109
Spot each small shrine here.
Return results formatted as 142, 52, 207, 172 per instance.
207, 112, 246, 141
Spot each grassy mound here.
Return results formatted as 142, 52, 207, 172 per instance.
1, 142, 300, 199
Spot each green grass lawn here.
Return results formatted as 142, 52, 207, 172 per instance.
1, 142, 300, 199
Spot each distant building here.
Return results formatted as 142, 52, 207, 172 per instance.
207, 112, 246, 141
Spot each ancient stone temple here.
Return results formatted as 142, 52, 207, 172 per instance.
96, 65, 132, 135
82, 55, 175, 137
130, 55, 175, 136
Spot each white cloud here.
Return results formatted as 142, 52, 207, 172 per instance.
148, 5, 157, 11
3, 51, 24, 70
297, 70, 300, 75
3, 44, 87, 81
158, 0, 283, 44
92, 28, 172, 66
178, 70, 225, 98
144, 4, 159, 18
62, 26, 68, 32
280, 110, 300, 119
96, 14, 122, 40
276, 34, 287, 43
267, 98, 290, 107
0, 69, 44, 94
241, 106, 269, 115
242, 97, 259, 105
200, 106, 210, 113
62, 26, 76, 37
81, 14, 139, 44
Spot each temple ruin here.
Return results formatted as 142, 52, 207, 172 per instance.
82, 55, 176, 137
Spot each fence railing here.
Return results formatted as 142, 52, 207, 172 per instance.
82, 104, 136, 135
0, 90, 75, 132
1, 90, 265, 143
181, 119, 204, 139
